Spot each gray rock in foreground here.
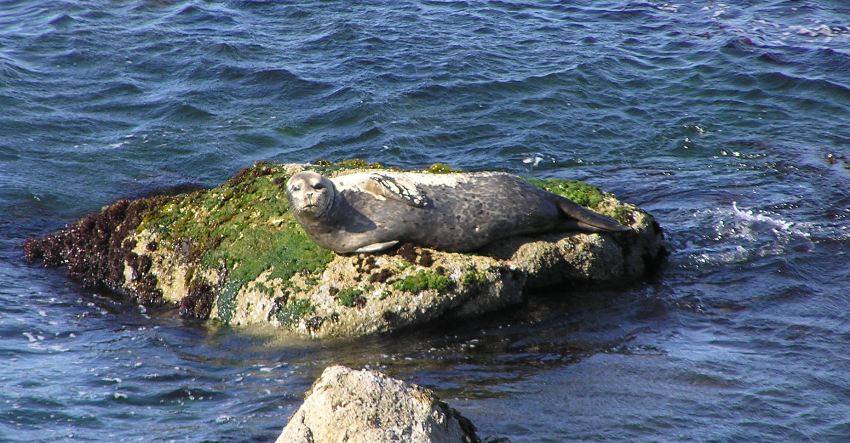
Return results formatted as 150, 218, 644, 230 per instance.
278, 366, 480, 443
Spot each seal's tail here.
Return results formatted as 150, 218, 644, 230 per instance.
555, 197, 632, 233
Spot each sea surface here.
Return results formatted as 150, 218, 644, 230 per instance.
2, 1, 850, 441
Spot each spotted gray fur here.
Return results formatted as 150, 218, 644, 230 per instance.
285, 170, 629, 254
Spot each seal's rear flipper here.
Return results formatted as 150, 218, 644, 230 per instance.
555, 197, 631, 232
354, 240, 400, 253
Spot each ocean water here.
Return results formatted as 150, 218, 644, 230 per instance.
2, 0, 850, 441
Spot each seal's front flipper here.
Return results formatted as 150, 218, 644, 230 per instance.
354, 240, 400, 253
555, 197, 631, 232
362, 174, 431, 208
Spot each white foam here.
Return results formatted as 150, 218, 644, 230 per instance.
521, 152, 556, 169
730, 201, 799, 235
23, 332, 39, 342
523, 155, 543, 167
686, 202, 821, 266
656, 3, 679, 13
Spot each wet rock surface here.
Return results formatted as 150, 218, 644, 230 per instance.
277, 365, 480, 443
24, 161, 666, 338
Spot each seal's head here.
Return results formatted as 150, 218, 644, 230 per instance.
286, 171, 335, 218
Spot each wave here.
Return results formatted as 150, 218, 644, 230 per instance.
684, 201, 850, 268
752, 71, 850, 100
0, 53, 43, 81
402, 70, 570, 103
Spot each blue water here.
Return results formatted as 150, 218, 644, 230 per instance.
2, 1, 850, 441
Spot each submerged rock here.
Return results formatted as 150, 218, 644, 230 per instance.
24, 160, 665, 338
277, 365, 479, 443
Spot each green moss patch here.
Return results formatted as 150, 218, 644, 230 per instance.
461, 270, 489, 289
216, 280, 242, 324
276, 299, 315, 326
335, 287, 365, 307
525, 177, 606, 210
393, 270, 453, 293
138, 162, 333, 315
610, 206, 632, 225
426, 163, 463, 174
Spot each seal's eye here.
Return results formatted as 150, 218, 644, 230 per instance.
290, 185, 301, 192
313, 183, 325, 190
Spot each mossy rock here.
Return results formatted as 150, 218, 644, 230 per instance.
24, 160, 665, 338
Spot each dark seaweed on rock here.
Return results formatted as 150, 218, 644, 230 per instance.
180, 281, 214, 320
21, 161, 338, 316
23, 198, 165, 305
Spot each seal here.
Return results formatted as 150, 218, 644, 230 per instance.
285, 170, 630, 254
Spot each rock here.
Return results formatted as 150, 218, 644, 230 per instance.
278, 365, 479, 443
23, 160, 666, 337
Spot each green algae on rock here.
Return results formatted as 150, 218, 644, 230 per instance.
24, 160, 666, 338
393, 270, 453, 293
525, 177, 606, 209
139, 162, 333, 287
425, 162, 464, 174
